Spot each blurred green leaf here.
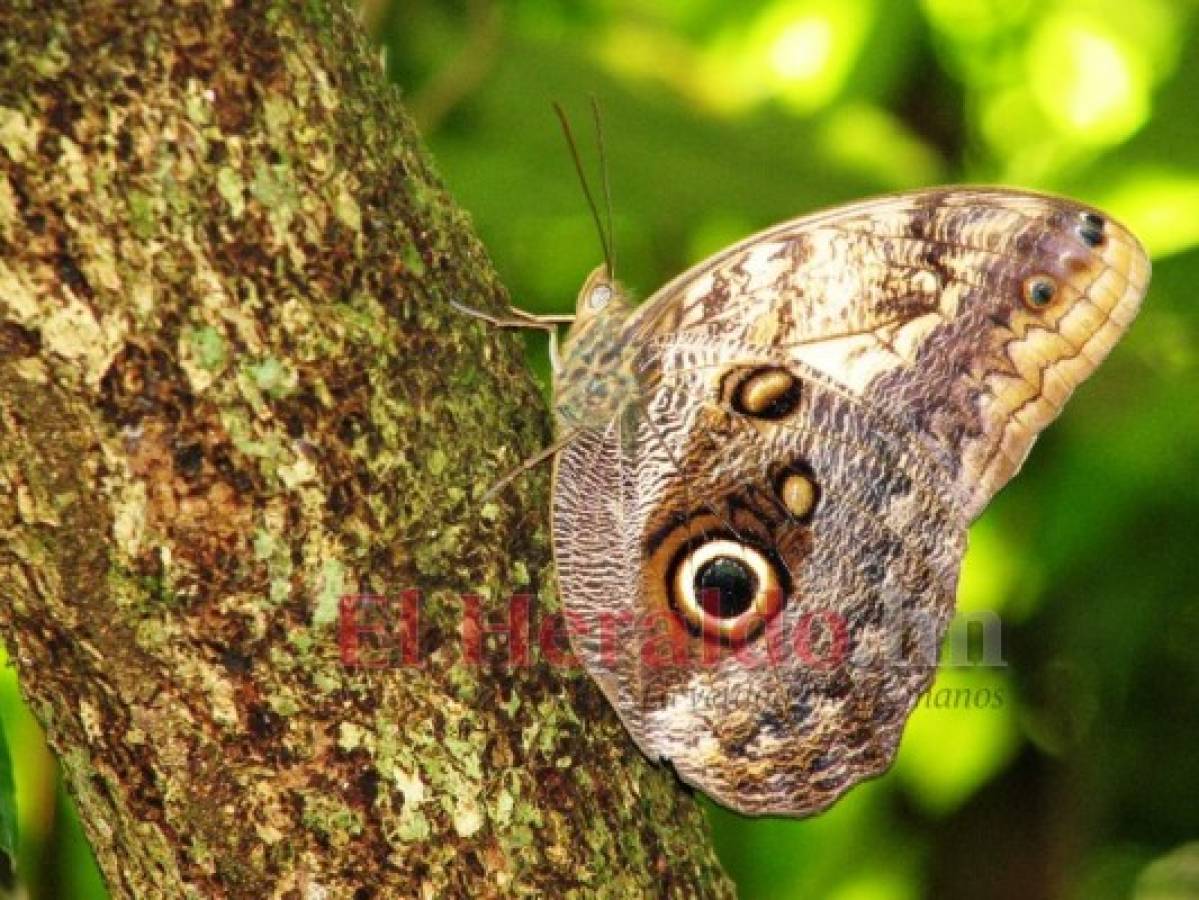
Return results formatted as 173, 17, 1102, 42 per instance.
894, 667, 1019, 815
0, 713, 16, 889
1134, 843, 1199, 900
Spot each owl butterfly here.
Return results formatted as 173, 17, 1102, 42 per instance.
463, 153, 1149, 814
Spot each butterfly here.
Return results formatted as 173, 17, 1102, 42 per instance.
456, 116, 1150, 816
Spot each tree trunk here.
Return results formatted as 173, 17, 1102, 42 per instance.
0, 1, 733, 896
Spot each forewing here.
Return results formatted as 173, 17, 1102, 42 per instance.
629, 188, 1150, 519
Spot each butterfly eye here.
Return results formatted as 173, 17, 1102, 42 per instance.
670, 539, 786, 642
589, 285, 613, 310
1021, 275, 1058, 310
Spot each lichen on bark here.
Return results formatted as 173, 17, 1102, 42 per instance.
0, 0, 733, 897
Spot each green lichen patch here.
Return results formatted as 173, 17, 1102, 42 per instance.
216, 166, 246, 219
301, 793, 363, 848
126, 189, 158, 239
0, 107, 39, 163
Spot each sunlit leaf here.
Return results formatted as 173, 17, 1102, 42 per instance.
1096, 168, 1199, 259
691, 0, 875, 113
920, 0, 1034, 41
828, 870, 920, 900
817, 103, 945, 188
1027, 13, 1150, 147
956, 517, 1045, 622
893, 667, 1019, 816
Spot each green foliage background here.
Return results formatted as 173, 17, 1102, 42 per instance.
3, 0, 1198, 896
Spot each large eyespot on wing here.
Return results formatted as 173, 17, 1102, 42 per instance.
662, 530, 790, 644
626, 188, 1150, 521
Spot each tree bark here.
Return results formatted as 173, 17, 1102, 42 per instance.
0, 1, 733, 896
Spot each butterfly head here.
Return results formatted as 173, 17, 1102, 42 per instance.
573, 264, 630, 325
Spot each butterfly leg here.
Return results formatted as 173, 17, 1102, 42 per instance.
478, 426, 584, 502
449, 300, 575, 374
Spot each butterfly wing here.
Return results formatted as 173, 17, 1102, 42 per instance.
555, 347, 967, 815
552, 188, 1150, 815
628, 188, 1150, 519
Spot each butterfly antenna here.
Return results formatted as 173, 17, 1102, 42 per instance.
590, 95, 616, 279
553, 101, 615, 279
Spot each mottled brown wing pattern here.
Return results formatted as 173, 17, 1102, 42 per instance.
550, 188, 1150, 816
555, 343, 966, 815
629, 189, 1150, 518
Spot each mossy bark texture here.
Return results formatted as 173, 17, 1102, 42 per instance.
0, 1, 732, 896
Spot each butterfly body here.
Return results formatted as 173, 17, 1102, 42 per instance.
553, 271, 638, 429
543, 187, 1149, 815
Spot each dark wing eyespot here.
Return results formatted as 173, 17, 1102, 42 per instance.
695, 556, 758, 619
1079, 212, 1106, 248
1021, 274, 1058, 310
667, 537, 788, 644
725, 366, 803, 419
